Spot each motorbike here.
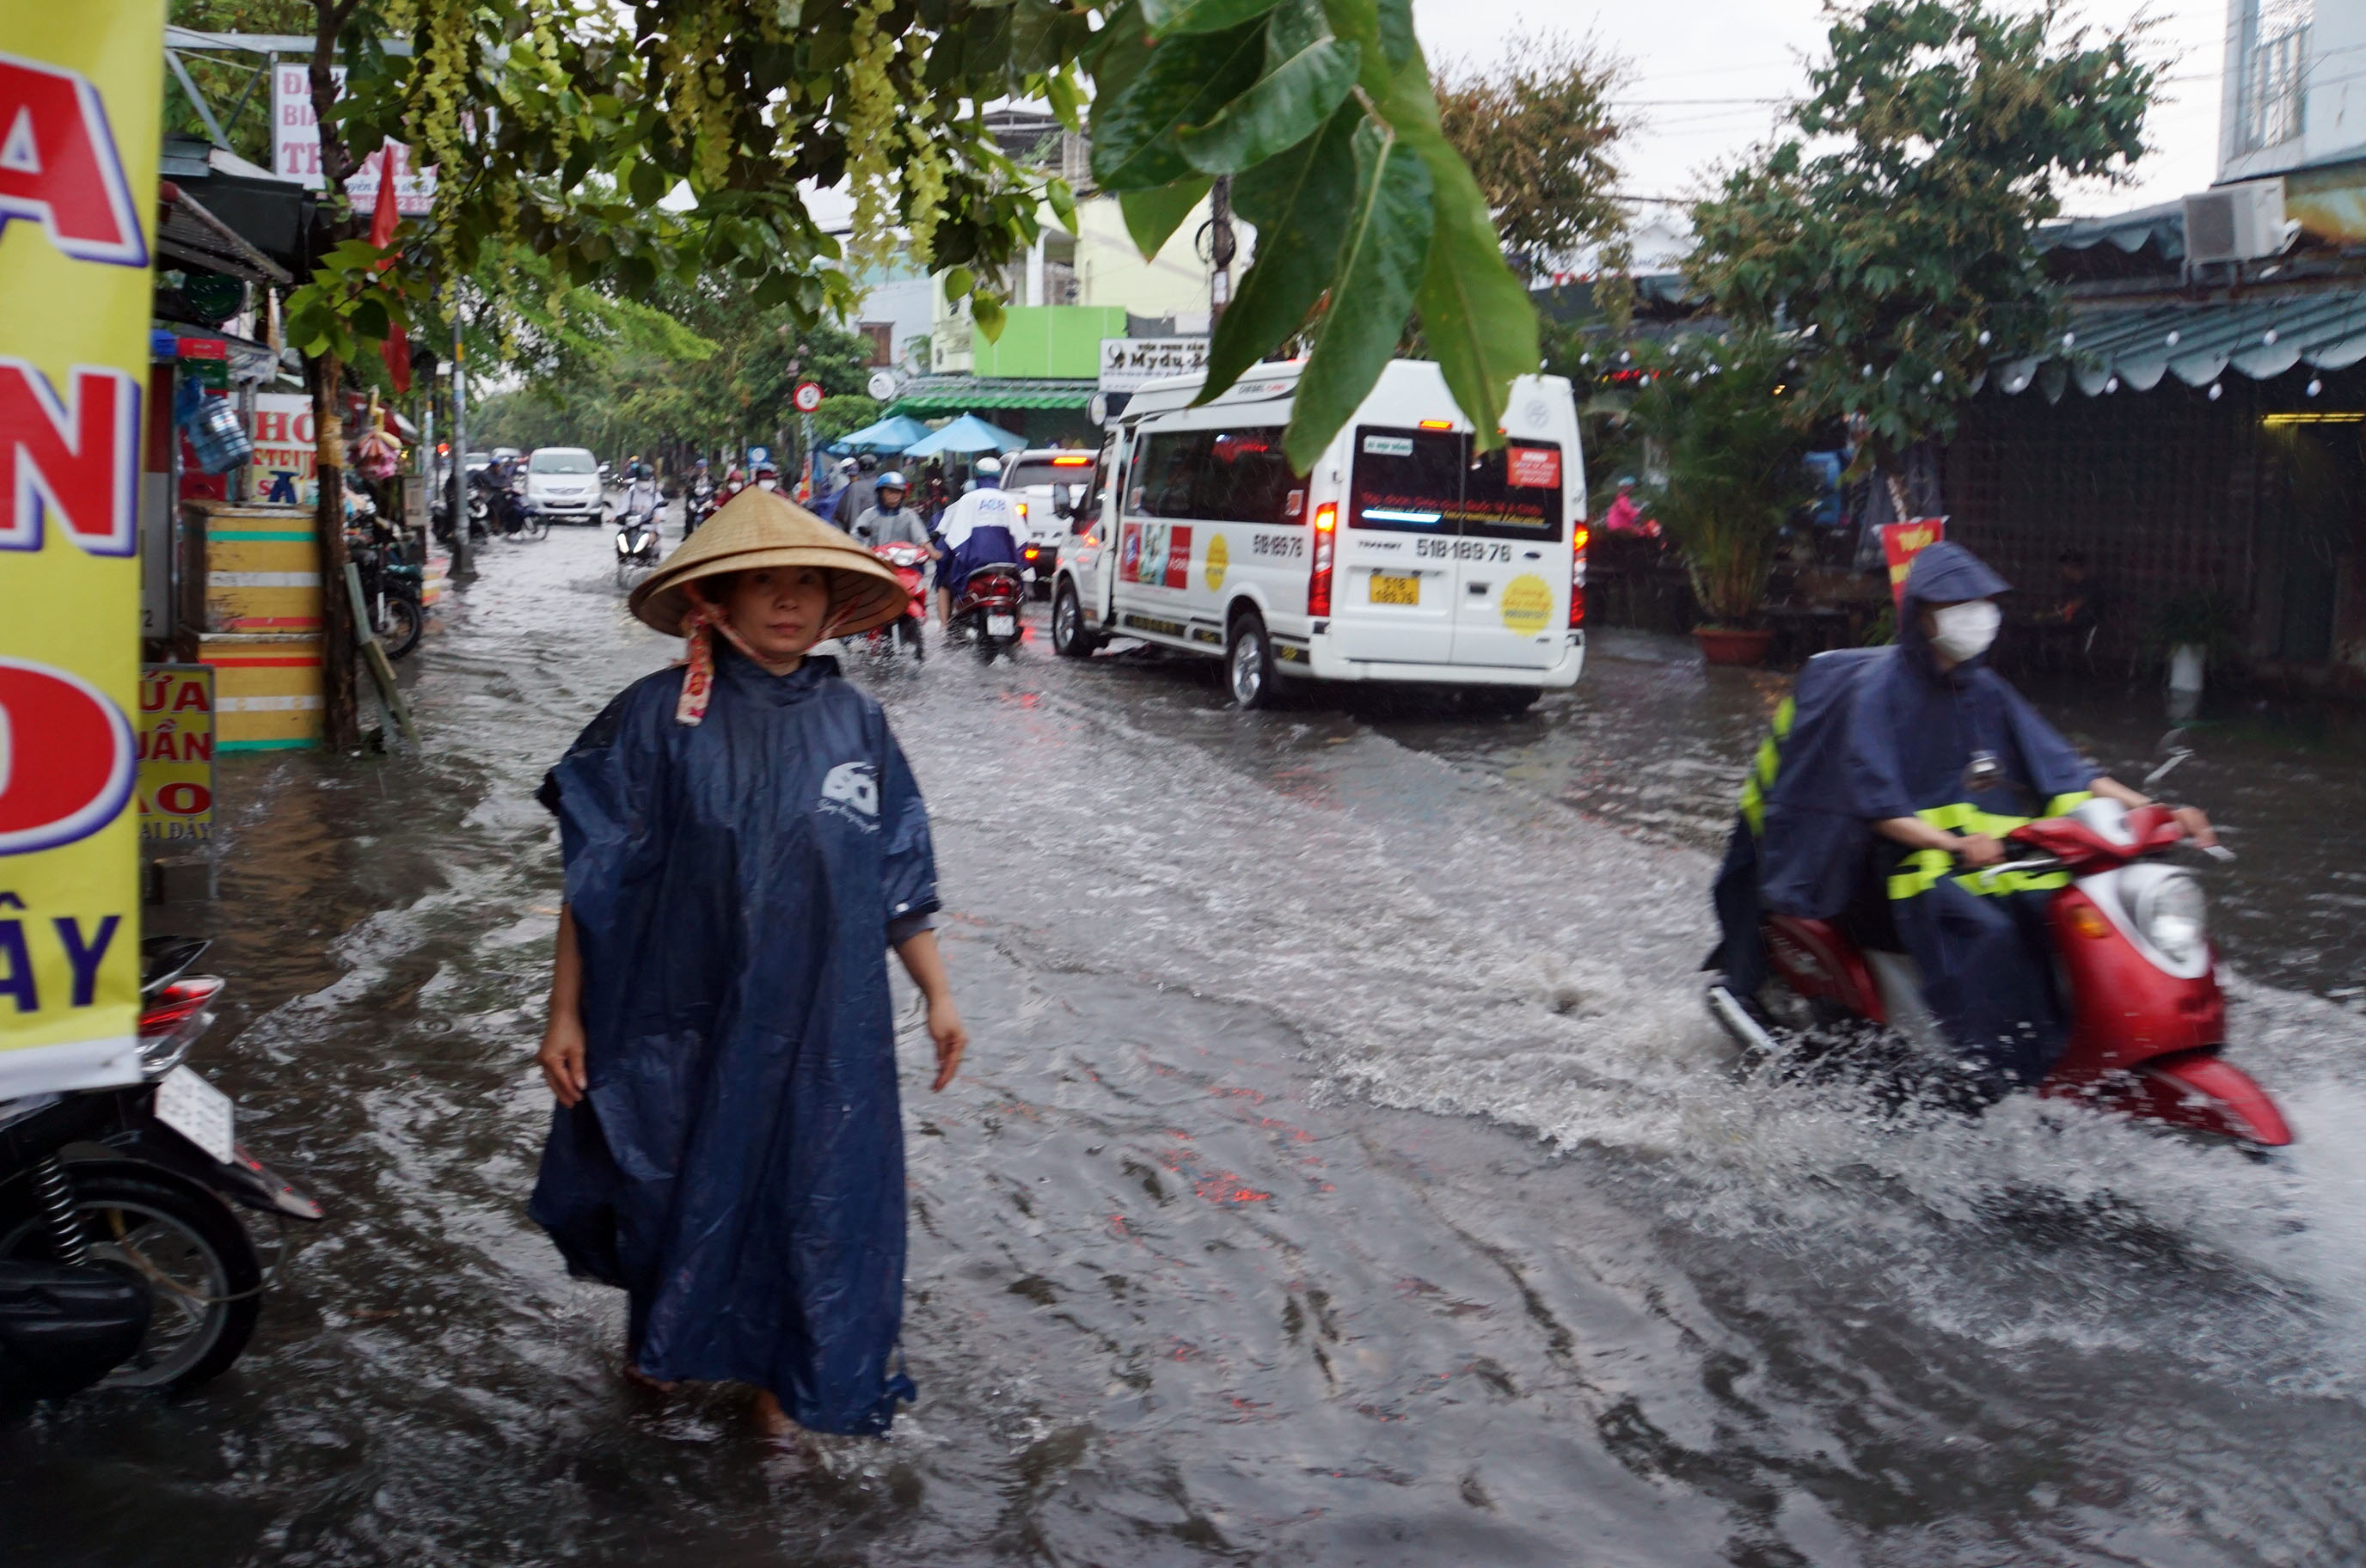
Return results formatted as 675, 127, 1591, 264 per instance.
0, 938, 324, 1401
861, 543, 930, 662
684, 477, 717, 536
614, 503, 662, 588
950, 562, 1026, 664
1706, 737, 2291, 1148
346, 520, 425, 659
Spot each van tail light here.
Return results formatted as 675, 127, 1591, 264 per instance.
1570, 523, 1588, 628
1309, 502, 1338, 616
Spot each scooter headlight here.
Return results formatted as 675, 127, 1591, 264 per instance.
2134, 870, 2209, 965
615, 531, 632, 555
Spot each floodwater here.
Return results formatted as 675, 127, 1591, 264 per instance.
8, 520, 2366, 1566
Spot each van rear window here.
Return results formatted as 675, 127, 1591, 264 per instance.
1349, 427, 1563, 542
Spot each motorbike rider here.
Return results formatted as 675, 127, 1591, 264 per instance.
850, 471, 935, 553
753, 459, 782, 493
1713, 542, 2217, 1103
831, 455, 878, 531
933, 456, 1022, 629
617, 462, 663, 530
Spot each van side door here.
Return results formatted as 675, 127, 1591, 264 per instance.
1447, 439, 1568, 670
1112, 427, 1202, 644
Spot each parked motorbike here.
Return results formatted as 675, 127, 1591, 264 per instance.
950, 562, 1026, 664
346, 520, 425, 659
683, 476, 717, 536
614, 505, 662, 588
0, 938, 324, 1401
861, 543, 930, 662
1707, 737, 2290, 1148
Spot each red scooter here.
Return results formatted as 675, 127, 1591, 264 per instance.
863, 542, 930, 662
951, 562, 1026, 665
1707, 755, 2290, 1148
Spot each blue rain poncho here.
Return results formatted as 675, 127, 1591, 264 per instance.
1714, 544, 2099, 1091
529, 648, 937, 1433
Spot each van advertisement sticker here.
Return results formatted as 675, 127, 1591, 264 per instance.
1119, 522, 1146, 583
1507, 446, 1561, 489
1499, 574, 1555, 635
1362, 434, 1414, 457
1203, 533, 1229, 592
1165, 526, 1193, 590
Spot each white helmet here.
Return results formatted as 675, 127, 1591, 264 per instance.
975, 456, 1002, 476
838, 456, 858, 474
879, 470, 907, 489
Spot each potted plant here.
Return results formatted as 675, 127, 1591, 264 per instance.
1625, 331, 1813, 666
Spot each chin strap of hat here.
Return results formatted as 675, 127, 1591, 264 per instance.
673, 579, 769, 726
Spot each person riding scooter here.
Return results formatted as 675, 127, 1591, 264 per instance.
1711, 542, 2216, 1104
934, 456, 1022, 630
850, 471, 935, 553
616, 462, 662, 525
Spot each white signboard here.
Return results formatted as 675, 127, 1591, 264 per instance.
273, 64, 435, 215
1100, 336, 1211, 394
248, 392, 321, 508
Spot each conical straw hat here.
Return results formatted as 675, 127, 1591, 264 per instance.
628, 487, 907, 640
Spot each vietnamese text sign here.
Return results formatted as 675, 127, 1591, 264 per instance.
1881, 518, 1946, 610
1099, 337, 1211, 393
0, 6, 163, 1093
250, 391, 321, 506
138, 666, 216, 845
272, 64, 435, 214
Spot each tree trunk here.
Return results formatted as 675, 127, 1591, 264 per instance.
311, 351, 360, 750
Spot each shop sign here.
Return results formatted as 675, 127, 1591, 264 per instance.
249, 391, 320, 506
0, 6, 163, 1093
272, 64, 436, 214
138, 666, 215, 845
1881, 518, 1946, 609
1099, 337, 1211, 393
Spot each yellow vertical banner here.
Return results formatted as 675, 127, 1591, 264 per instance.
0, 5, 163, 1093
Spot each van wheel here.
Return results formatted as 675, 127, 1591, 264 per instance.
1465, 685, 1542, 716
1227, 612, 1283, 711
1052, 582, 1099, 658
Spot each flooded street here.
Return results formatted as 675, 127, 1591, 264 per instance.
8, 522, 2366, 1566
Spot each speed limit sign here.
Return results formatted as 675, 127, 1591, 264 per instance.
792, 381, 824, 413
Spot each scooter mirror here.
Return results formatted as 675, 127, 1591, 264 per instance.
2142, 728, 2194, 793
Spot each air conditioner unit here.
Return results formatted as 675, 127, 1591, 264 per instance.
2184, 179, 2297, 264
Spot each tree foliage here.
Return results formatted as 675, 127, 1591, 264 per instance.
285, 0, 1540, 475
1688, 0, 2155, 455
1434, 33, 1628, 285
1617, 331, 1817, 627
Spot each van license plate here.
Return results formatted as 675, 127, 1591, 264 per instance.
987, 613, 1018, 636
1369, 573, 1420, 606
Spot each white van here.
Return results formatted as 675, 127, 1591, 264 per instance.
523, 446, 603, 524
1001, 447, 1098, 594
1048, 358, 1586, 709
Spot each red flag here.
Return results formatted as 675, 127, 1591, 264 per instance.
370, 143, 410, 393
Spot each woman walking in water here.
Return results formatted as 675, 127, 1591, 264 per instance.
530, 487, 967, 1442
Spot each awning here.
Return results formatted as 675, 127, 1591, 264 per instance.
904, 413, 1028, 458
158, 181, 291, 285
886, 376, 1097, 416
826, 413, 936, 455
1989, 282, 2366, 400
2036, 200, 2186, 263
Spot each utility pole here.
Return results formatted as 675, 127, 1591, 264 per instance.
1209, 175, 1236, 324
447, 316, 470, 578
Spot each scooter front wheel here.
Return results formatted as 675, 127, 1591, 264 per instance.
0, 1163, 263, 1394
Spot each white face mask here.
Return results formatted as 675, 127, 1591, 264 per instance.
1928, 599, 2001, 664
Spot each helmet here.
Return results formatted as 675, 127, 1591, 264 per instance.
755, 458, 779, 475
975, 456, 1002, 476
878, 470, 907, 490
631, 462, 649, 479
838, 457, 859, 474
858, 453, 879, 472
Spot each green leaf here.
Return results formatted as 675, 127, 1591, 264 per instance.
628, 159, 667, 206
1375, 0, 1414, 69
944, 265, 976, 297
1143, 0, 1282, 35
1089, 19, 1268, 191
1284, 123, 1433, 471
1381, 50, 1539, 449
1086, 1, 1155, 118
1046, 177, 1078, 234
1119, 175, 1213, 258
1196, 101, 1360, 404
972, 293, 1007, 342
1178, 36, 1359, 175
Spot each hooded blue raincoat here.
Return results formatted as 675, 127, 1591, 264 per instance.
530, 649, 937, 1433
1713, 544, 2099, 1093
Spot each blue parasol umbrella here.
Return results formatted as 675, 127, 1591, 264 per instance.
904, 413, 1028, 459
825, 413, 937, 456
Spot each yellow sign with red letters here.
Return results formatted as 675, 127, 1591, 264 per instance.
138, 665, 216, 844
0, 7, 163, 1091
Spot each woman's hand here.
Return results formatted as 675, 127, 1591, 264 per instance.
538, 1011, 588, 1107
1951, 831, 2006, 868
2172, 805, 2219, 848
928, 998, 969, 1093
